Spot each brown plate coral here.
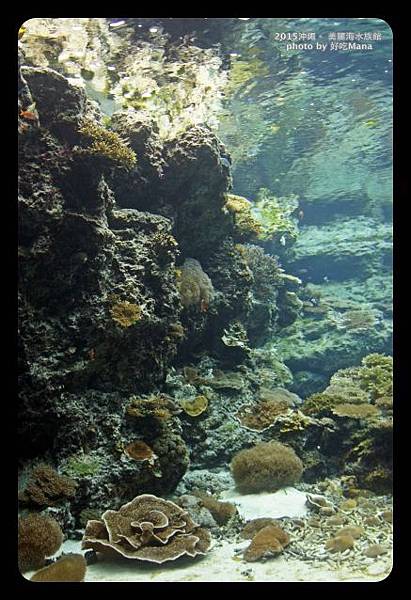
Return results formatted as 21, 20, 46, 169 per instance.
81, 494, 212, 563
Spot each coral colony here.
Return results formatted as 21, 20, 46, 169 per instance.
18, 18, 392, 582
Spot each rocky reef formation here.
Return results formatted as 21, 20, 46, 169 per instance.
18, 64, 302, 526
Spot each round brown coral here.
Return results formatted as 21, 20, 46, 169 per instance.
18, 513, 63, 573
231, 441, 303, 494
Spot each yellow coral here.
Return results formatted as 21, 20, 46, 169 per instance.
78, 119, 137, 170
331, 403, 380, 419
180, 395, 208, 417
110, 301, 142, 328
224, 194, 262, 239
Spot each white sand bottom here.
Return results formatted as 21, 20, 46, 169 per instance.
49, 538, 391, 583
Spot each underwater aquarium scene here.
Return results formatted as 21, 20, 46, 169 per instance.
17, 17, 393, 583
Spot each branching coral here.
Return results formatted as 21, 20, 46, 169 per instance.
81, 494, 211, 563
77, 119, 137, 170
231, 441, 303, 494
302, 354, 392, 417
236, 244, 285, 307
19, 464, 77, 507
18, 513, 63, 572
176, 258, 214, 311
31, 554, 87, 582
109, 300, 142, 328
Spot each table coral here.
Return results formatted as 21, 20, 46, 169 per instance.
82, 494, 211, 563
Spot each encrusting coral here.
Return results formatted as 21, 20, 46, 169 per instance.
243, 524, 290, 562
235, 398, 290, 431
31, 554, 87, 582
192, 491, 237, 525
82, 494, 211, 563
223, 193, 262, 240
230, 441, 303, 494
19, 463, 77, 507
18, 513, 63, 572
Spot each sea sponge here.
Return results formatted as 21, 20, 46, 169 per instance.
230, 441, 303, 494
18, 513, 63, 573
243, 524, 290, 562
19, 463, 77, 507
31, 554, 87, 582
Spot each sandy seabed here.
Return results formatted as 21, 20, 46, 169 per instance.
34, 537, 390, 583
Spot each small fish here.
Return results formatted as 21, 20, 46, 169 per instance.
18, 25, 26, 40
279, 235, 286, 246
269, 123, 280, 134
364, 119, 378, 128
298, 210, 304, 221
220, 157, 231, 169
323, 276, 329, 283
20, 102, 38, 121
88, 348, 96, 361
200, 299, 209, 313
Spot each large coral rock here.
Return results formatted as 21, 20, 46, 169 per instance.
82, 494, 211, 563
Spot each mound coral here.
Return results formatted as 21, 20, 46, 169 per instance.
18, 513, 63, 573
31, 554, 87, 582
243, 524, 290, 562
82, 494, 211, 563
230, 441, 303, 494
176, 258, 214, 311
19, 463, 77, 507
